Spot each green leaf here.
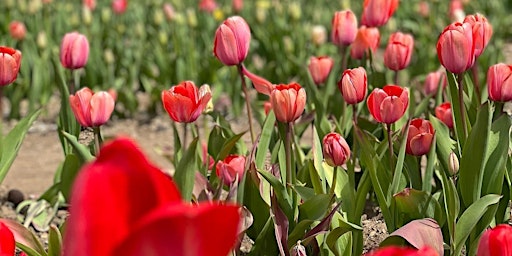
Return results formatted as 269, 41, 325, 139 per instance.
312, 126, 326, 193
60, 154, 81, 202
174, 137, 199, 201
257, 168, 293, 220
422, 135, 437, 194
388, 123, 409, 202
255, 111, 276, 169
326, 219, 363, 256
47, 225, 62, 256
394, 188, 445, 227
435, 169, 459, 249
298, 194, 331, 221
0, 218, 47, 256
217, 131, 246, 161
429, 114, 456, 173
446, 72, 469, 148
61, 131, 95, 163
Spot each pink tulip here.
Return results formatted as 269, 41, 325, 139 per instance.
477, 224, 512, 256
331, 10, 358, 47
232, 0, 243, 13
406, 118, 435, 156
163, 3, 175, 21
112, 0, 127, 14
60, 32, 90, 70
365, 246, 439, 256
464, 13, 493, 57
216, 155, 246, 185
338, 67, 367, 104
350, 26, 380, 60
161, 81, 212, 123
417, 1, 430, 17
436, 22, 475, 74
367, 85, 409, 124
322, 132, 351, 167
0, 46, 22, 87
83, 0, 96, 10
263, 100, 272, 115
435, 102, 454, 129
69, 87, 116, 127
213, 16, 251, 66
361, 0, 399, 27
308, 56, 334, 85
384, 32, 414, 71
202, 143, 215, 170
487, 63, 512, 102
423, 70, 447, 96
199, 0, 218, 13
9, 21, 26, 41
270, 83, 307, 123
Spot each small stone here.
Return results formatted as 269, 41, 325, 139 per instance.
7, 189, 24, 207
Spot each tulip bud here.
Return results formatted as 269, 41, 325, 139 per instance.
199, 0, 217, 13
361, 0, 399, 27
201, 84, 214, 113
270, 83, 306, 123
263, 101, 272, 115
450, 0, 465, 23
435, 102, 454, 129
437, 22, 475, 74
308, 56, 334, 85
464, 13, 492, 58
487, 63, 512, 102
69, 88, 116, 127
367, 85, 409, 124
311, 25, 327, 46
338, 67, 367, 104
9, 21, 26, 41
0, 47, 22, 87
163, 3, 175, 21
477, 224, 512, 256
104, 49, 115, 64
423, 70, 447, 96
83, 0, 96, 10
322, 132, 351, 167
37, 31, 47, 49
112, 0, 127, 14
27, 0, 42, 14
102, 8, 112, 23
384, 32, 414, 71
288, 2, 302, 21
417, 1, 430, 17
82, 6, 93, 25
202, 143, 214, 170
154, 10, 164, 25
350, 26, 380, 60
232, 0, 243, 13
213, 16, 251, 66
406, 119, 435, 156
331, 10, 358, 47
216, 155, 246, 186
60, 32, 90, 70
256, 8, 267, 23
448, 152, 459, 176
161, 81, 212, 123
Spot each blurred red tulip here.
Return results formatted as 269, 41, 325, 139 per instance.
331, 10, 358, 47
83, 0, 96, 10
214, 16, 251, 66
60, 32, 89, 70
202, 143, 215, 170
406, 118, 435, 156
9, 21, 26, 41
361, 0, 399, 27
435, 102, 454, 129
63, 138, 241, 256
350, 26, 380, 60
365, 246, 439, 256
69, 87, 116, 127
437, 22, 475, 74
270, 83, 307, 123
0, 222, 15, 256
308, 56, 334, 85
322, 132, 351, 167
161, 81, 212, 123
232, 0, 243, 13
338, 67, 367, 104
242, 66, 274, 95
367, 85, 409, 124
384, 32, 414, 71
487, 63, 512, 102
216, 154, 246, 185
0, 46, 22, 87
464, 13, 492, 57
199, 0, 218, 13
477, 224, 512, 256
112, 0, 127, 14
417, 1, 430, 17
423, 70, 447, 96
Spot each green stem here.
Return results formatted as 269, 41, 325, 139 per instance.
72, 69, 81, 94
182, 122, 188, 153
238, 64, 255, 144
93, 126, 103, 155
386, 123, 394, 171
339, 45, 348, 72
457, 73, 468, 139
394, 71, 399, 85
284, 122, 293, 195
329, 166, 338, 197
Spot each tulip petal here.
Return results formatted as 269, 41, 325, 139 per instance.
380, 96, 405, 124
410, 133, 433, 156
242, 66, 274, 95
367, 89, 387, 122
214, 24, 240, 66
0, 222, 15, 256
89, 92, 115, 127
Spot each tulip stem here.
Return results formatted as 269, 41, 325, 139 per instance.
471, 65, 481, 102
330, 166, 338, 197
386, 123, 394, 171
339, 46, 348, 72
238, 64, 255, 144
284, 123, 295, 196
0, 87, 3, 121
72, 70, 81, 94
182, 123, 188, 152
93, 126, 103, 155
457, 73, 468, 139
394, 71, 399, 85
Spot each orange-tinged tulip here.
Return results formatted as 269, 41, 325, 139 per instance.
213, 16, 251, 66
216, 155, 246, 185
436, 22, 475, 74
69, 87, 116, 127
322, 132, 351, 167
435, 102, 454, 129
464, 13, 492, 57
350, 26, 380, 60
477, 224, 512, 256
263, 100, 272, 115
60, 32, 90, 70
367, 85, 409, 124
361, 0, 399, 27
338, 67, 367, 104
0, 46, 22, 87
487, 63, 512, 102
423, 70, 447, 96
161, 81, 212, 123
9, 21, 26, 41
365, 246, 439, 256
270, 83, 306, 123
331, 10, 358, 47
384, 32, 414, 71
406, 118, 434, 156
308, 56, 334, 85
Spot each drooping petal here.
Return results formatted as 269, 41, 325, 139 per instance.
242, 66, 274, 95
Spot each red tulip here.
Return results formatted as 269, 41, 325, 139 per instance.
331, 10, 358, 47
199, 0, 218, 13
464, 13, 492, 57
423, 70, 447, 96
112, 0, 127, 14
214, 16, 251, 66
384, 32, 414, 71
63, 137, 241, 256
216, 155, 246, 185
361, 0, 399, 27
322, 132, 351, 167
365, 246, 439, 256
161, 81, 212, 123
477, 224, 512, 256
487, 63, 512, 102
60, 32, 89, 70
367, 85, 409, 124
83, 0, 96, 10
308, 56, 334, 85
338, 67, 367, 104
436, 22, 475, 74
350, 26, 380, 60
9, 21, 26, 41
0, 46, 22, 87
435, 102, 454, 129
406, 118, 435, 156
69, 87, 116, 127
270, 83, 307, 123
0, 222, 15, 256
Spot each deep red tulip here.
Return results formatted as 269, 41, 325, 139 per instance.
384, 32, 414, 71
0, 46, 22, 87
487, 63, 512, 102
242, 66, 275, 95
270, 83, 307, 123
0, 222, 15, 256
435, 102, 454, 129
63, 138, 241, 256
112, 0, 127, 14
69, 87, 116, 127
83, 0, 96, 10
365, 246, 439, 256
436, 22, 475, 74
9, 21, 26, 41
477, 224, 512, 256
350, 26, 380, 60
199, 0, 218, 13
464, 13, 492, 57
322, 132, 351, 167
367, 85, 409, 124
338, 67, 367, 104
308, 56, 334, 85
213, 16, 251, 66
161, 81, 212, 123
406, 118, 435, 156
423, 70, 447, 96
216, 155, 246, 185
331, 10, 358, 47
361, 0, 399, 27
60, 32, 89, 70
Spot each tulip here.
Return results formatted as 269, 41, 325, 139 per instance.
367, 85, 409, 124
83, 0, 96, 10
0, 222, 15, 255
365, 246, 439, 256
213, 16, 251, 66
435, 102, 454, 129
350, 26, 380, 60
69, 87, 115, 127
63, 138, 241, 256
487, 63, 512, 102
161, 81, 212, 123
0, 46, 22, 87
199, 0, 218, 13
361, 0, 399, 27
9, 21, 26, 41
322, 132, 351, 167
60, 32, 90, 70
112, 0, 127, 14
464, 13, 492, 57
202, 143, 214, 170
423, 70, 447, 96
270, 83, 307, 123
477, 224, 512, 256
163, 3, 175, 21
311, 25, 327, 46
436, 22, 475, 74
450, 0, 465, 23
384, 32, 414, 71
263, 100, 272, 115
338, 67, 367, 104
232, 0, 243, 13
331, 10, 358, 47
417, 1, 430, 17
448, 152, 459, 176
216, 155, 246, 185
308, 56, 334, 85
406, 119, 434, 156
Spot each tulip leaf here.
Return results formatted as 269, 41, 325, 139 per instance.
435, 169, 459, 251
251, 217, 279, 255
381, 218, 443, 256
47, 225, 62, 256
0, 218, 47, 256
446, 71, 469, 149
298, 194, 331, 221
243, 166, 271, 241
61, 131, 95, 163
422, 134, 437, 194
312, 126, 326, 193
174, 137, 199, 202
271, 193, 289, 256
394, 188, 445, 227
387, 123, 409, 203
60, 154, 81, 202
257, 168, 293, 220
217, 131, 246, 161
429, 114, 455, 172
255, 111, 276, 169
326, 217, 363, 256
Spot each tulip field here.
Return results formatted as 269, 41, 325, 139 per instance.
1, 0, 512, 255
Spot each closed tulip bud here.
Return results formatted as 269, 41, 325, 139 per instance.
163, 3, 175, 21
448, 152, 459, 176
406, 119, 434, 156
83, 0, 96, 10
435, 102, 454, 129
202, 143, 214, 170
270, 83, 307, 123
464, 13, 492, 57
331, 10, 358, 47
186, 9, 198, 27
308, 56, 334, 85
487, 63, 512, 102
112, 0, 127, 14
199, 0, 218, 13
322, 132, 351, 167
101, 8, 112, 23
213, 16, 251, 66
365, 246, 439, 256
154, 10, 164, 25
288, 2, 301, 21
161, 81, 212, 123
104, 49, 115, 64
384, 32, 414, 71
311, 25, 327, 46
367, 85, 409, 124
417, 1, 430, 17
423, 70, 447, 96
361, 0, 399, 27
338, 67, 367, 104
201, 84, 214, 113
350, 26, 380, 60
216, 155, 246, 186
9, 21, 26, 41
477, 224, 512, 256
60, 32, 89, 70
437, 22, 475, 74
0, 47, 22, 87
69, 88, 116, 127
232, 0, 243, 13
